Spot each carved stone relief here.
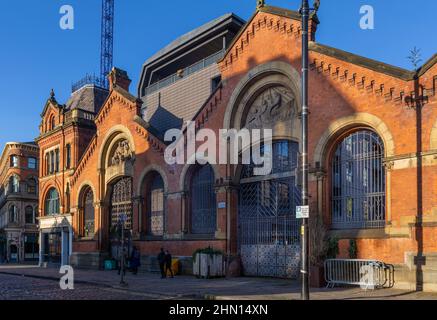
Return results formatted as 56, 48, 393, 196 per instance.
110, 140, 134, 167
244, 86, 296, 135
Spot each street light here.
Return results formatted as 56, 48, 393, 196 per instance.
300, 0, 320, 301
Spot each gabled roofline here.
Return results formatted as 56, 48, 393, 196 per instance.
218, 5, 318, 65
40, 97, 63, 118
309, 42, 416, 81
418, 54, 437, 77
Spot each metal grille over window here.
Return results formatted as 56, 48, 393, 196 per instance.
84, 189, 95, 237
110, 177, 133, 230
149, 175, 164, 236
191, 164, 216, 234
239, 140, 301, 278
331, 130, 386, 229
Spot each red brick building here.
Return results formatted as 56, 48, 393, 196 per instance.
36, 4, 437, 290
0, 142, 39, 263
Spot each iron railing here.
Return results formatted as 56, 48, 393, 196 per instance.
72, 74, 106, 93
325, 259, 395, 290
145, 50, 224, 95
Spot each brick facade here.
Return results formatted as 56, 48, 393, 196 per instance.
0, 142, 39, 263
36, 5, 437, 289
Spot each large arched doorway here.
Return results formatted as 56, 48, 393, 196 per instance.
109, 177, 133, 258
239, 140, 301, 278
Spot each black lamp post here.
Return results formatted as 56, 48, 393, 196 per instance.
300, 0, 319, 301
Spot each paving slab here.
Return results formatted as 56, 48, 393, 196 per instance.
1, 265, 437, 300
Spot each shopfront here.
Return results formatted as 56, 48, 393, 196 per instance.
38, 214, 73, 267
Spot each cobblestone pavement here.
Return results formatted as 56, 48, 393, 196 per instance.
0, 272, 182, 300
1, 265, 437, 300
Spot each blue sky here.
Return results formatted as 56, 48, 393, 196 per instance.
0, 0, 436, 148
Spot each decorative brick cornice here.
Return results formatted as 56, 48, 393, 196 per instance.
71, 137, 98, 187
308, 52, 436, 108
219, 14, 303, 72
95, 90, 139, 126
134, 123, 166, 155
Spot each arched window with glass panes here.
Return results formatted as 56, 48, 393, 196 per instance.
147, 174, 165, 237
45, 188, 60, 216
82, 188, 95, 237
331, 130, 386, 229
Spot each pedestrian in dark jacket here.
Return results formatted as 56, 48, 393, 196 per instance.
130, 246, 141, 275
157, 248, 166, 279
165, 250, 174, 278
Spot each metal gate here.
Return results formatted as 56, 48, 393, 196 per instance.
239, 141, 301, 278
109, 177, 133, 259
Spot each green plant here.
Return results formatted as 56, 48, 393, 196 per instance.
349, 239, 358, 259
192, 247, 224, 263
309, 213, 328, 266
326, 236, 339, 259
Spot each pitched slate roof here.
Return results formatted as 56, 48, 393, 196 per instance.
65, 85, 109, 114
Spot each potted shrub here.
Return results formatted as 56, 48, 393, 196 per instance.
309, 213, 328, 288
192, 247, 225, 278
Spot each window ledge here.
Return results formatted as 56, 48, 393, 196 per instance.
182, 234, 219, 241
77, 236, 96, 242
328, 228, 387, 239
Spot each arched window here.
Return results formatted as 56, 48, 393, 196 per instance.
27, 178, 37, 194
25, 206, 34, 224
9, 175, 19, 193
45, 153, 49, 175
50, 151, 54, 174
190, 164, 216, 235
148, 174, 164, 236
331, 130, 386, 229
50, 116, 56, 130
82, 188, 95, 237
9, 205, 18, 223
10, 155, 19, 168
45, 188, 60, 216
65, 144, 71, 169
55, 149, 60, 172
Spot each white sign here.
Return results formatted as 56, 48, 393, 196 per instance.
296, 206, 310, 219
218, 202, 226, 209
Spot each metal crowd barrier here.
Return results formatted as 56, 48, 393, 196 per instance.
324, 259, 395, 290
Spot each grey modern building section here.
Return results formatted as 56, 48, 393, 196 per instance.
138, 13, 245, 136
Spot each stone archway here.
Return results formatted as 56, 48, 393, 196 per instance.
224, 60, 303, 278
313, 113, 396, 165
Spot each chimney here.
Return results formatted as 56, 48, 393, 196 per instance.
108, 67, 132, 92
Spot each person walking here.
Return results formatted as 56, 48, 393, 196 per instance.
117, 246, 127, 276
157, 248, 166, 279
130, 246, 141, 275
165, 250, 174, 278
